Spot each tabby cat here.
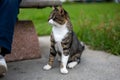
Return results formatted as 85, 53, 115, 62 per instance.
43, 6, 85, 74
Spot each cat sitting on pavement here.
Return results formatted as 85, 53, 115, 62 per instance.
43, 6, 85, 74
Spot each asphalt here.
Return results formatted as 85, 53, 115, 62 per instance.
1, 36, 120, 80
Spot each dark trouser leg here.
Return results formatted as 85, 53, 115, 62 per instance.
0, 0, 21, 56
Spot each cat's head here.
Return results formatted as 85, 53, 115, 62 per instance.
48, 6, 69, 27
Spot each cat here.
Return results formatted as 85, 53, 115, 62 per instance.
43, 6, 85, 74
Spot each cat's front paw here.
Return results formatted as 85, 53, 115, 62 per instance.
43, 64, 52, 70
60, 68, 68, 74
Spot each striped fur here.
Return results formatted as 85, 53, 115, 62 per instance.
43, 6, 85, 74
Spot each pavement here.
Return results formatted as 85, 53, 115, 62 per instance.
1, 36, 120, 80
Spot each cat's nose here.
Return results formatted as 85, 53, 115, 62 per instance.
48, 19, 54, 24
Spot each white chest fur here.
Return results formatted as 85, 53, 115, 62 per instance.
52, 27, 68, 42
52, 24, 68, 52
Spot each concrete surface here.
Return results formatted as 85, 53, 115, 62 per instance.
1, 36, 120, 80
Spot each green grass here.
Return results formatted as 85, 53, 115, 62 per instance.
18, 3, 120, 55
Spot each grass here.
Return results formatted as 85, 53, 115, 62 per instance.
18, 3, 120, 55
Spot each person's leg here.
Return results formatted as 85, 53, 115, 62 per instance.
0, 0, 21, 76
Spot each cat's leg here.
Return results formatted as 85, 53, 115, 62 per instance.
60, 53, 69, 74
43, 50, 56, 70
68, 41, 85, 69
60, 44, 70, 74
43, 54, 55, 70
43, 39, 57, 70
67, 53, 81, 69
60, 33, 72, 74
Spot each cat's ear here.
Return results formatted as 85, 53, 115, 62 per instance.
52, 6, 58, 10
58, 6, 64, 15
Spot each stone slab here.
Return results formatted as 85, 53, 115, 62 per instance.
20, 0, 62, 8
5, 21, 41, 62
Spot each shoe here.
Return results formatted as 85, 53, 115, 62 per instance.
0, 55, 7, 76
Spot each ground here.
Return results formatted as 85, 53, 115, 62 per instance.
1, 36, 120, 80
